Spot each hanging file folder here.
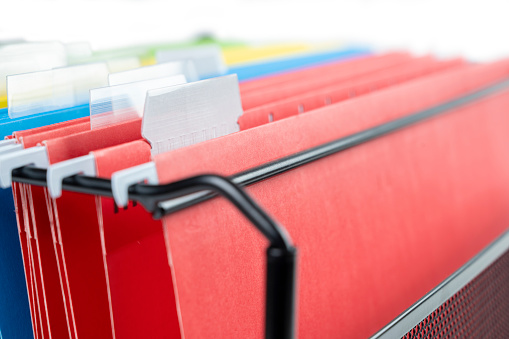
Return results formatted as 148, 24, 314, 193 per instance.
145, 59, 509, 338
4, 41, 509, 339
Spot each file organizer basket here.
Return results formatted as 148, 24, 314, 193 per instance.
9, 74, 509, 339
372, 230, 509, 339
411, 249, 509, 338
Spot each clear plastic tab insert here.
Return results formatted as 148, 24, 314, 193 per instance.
90, 75, 187, 130
7, 63, 109, 119
0, 42, 68, 100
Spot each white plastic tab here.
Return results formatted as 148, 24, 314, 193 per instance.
111, 161, 159, 207
47, 154, 96, 198
0, 139, 16, 147
90, 75, 187, 129
0, 42, 67, 99
109, 61, 198, 85
142, 74, 243, 155
7, 63, 109, 119
0, 144, 23, 155
0, 146, 49, 188
156, 45, 227, 79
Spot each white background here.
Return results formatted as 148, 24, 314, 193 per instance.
1, 0, 508, 61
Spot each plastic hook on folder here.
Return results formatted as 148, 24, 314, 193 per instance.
46, 154, 97, 199
43, 71, 190, 198
0, 145, 48, 188
50, 74, 243, 203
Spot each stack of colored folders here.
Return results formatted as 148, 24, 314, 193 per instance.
1, 39, 509, 339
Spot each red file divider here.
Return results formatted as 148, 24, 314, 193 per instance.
238, 56, 465, 130
12, 183, 43, 339
37, 119, 144, 339
239, 53, 415, 110
27, 184, 73, 338
13, 117, 90, 141
21, 122, 91, 148
10, 117, 95, 339
238, 53, 410, 93
92, 140, 181, 338
44, 119, 142, 164
10, 118, 143, 339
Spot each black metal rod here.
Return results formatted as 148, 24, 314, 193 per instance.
266, 246, 297, 339
133, 175, 294, 250
154, 77, 509, 216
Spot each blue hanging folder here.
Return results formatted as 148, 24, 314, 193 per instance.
229, 46, 370, 81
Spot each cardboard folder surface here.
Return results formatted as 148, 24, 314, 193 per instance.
25, 185, 70, 338
93, 141, 181, 338
237, 52, 408, 93
29, 120, 143, 338
12, 183, 44, 339
152, 60, 509, 338
239, 52, 411, 109
14, 181, 52, 339
239, 56, 465, 129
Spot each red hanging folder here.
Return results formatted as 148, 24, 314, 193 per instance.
39, 119, 144, 338
11, 118, 95, 339
152, 59, 509, 338
93, 140, 181, 339
11, 119, 142, 338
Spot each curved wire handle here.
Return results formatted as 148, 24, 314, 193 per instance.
131, 174, 297, 339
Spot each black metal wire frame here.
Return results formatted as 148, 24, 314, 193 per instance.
9, 76, 509, 339
11, 170, 297, 339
